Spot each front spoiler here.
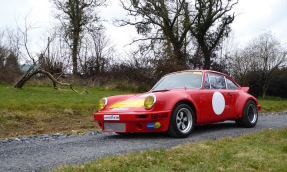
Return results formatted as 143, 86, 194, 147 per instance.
94, 110, 172, 133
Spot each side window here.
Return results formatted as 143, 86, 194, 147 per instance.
209, 73, 226, 89
204, 73, 210, 89
226, 78, 239, 90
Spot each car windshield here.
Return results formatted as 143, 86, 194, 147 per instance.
151, 72, 203, 91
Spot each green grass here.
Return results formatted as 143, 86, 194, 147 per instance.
0, 84, 127, 113
258, 96, 287, 113
55, 128, 287, 172
0, 84, 130, 138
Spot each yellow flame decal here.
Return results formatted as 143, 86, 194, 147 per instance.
110, 99, 144, 108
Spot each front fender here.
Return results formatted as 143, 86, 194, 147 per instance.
153, 90, 200, 119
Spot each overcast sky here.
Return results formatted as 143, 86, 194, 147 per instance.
0, 0, 287, 55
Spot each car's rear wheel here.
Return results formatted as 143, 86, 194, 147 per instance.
236, 100, 258, 128
168, 103, 194, 138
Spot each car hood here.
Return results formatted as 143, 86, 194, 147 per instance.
103, 92, 157, 112
100, 88, 199, 113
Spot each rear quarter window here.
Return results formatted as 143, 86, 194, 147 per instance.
226, 78, 239, 90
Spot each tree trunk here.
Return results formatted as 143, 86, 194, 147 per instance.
13, 65, 38, 88
202, 47, 211, 70
72, 32, 79, 76
198, 38, 211, 70
203, 55, 211, 69
262, 84, 267, 99
173, 44, 182, 61
262, 81, 270, 99
172, 42, 189, 70
14, 65, 87, 94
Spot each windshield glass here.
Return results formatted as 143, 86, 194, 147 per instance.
151, 72, 203, 91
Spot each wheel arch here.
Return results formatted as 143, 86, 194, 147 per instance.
173, 100, 197, 124
235, 94, 258, 118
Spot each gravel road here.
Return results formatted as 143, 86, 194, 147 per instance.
1, 113, 287, 171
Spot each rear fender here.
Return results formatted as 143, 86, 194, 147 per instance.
235, 93, 258, 118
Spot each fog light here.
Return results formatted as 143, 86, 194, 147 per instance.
154, 122, 161, 129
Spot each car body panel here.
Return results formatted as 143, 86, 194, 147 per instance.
94, 70, 260, 134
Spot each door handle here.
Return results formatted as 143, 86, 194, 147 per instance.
227, 93, 233, 96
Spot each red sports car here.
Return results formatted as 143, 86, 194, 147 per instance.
94, 70, 261, 138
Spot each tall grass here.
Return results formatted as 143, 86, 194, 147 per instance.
258, 96, 287, 112
0, 84, 130, 138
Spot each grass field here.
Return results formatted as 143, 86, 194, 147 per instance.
0, 84, 286, 138
258, 96, 287, 113
55, 128, 287, 172
0, 84, 130, 138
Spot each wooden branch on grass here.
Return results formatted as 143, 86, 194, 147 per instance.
14, 65, 88, 94
37, 69, 88, 94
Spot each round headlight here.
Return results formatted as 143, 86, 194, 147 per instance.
144, 95, 156, 109
98, 98, 107, 111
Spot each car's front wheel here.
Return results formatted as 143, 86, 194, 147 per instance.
236, 100, 258, 128
168, 103, 194, 138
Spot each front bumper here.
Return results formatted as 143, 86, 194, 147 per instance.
94, 110, 172, 133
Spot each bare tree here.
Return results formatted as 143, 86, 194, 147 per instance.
48, 28, 73, 76
51, 0, 106, 76
5, 27, 22, 59
232, 32, 286, 99
187, 0, 238, 69
212, 34, 238, 74
117, 0, 193, 67
79, 30, 114, 76
118, 0, 238, 70
251, 33, 286, 99
13, 15, 87, 94
0, 30, 8, 81
231, 53, 251, 86
0, 28, 23, 83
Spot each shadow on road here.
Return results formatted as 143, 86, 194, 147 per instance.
105, 121, 238, 139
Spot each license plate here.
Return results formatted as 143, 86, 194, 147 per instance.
104, 115, 119, 120
104, 123, 126, 132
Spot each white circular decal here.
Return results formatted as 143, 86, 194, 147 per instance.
212, 92, 225, 115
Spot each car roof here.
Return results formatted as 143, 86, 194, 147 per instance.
166, 70, 225, 76
164, 70, 240, 87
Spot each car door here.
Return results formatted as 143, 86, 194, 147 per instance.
199, 72, 234, 123
225, 77, 240, 117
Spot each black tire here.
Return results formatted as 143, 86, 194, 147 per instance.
168, 103, 195, 138
236, 100, 258, 128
